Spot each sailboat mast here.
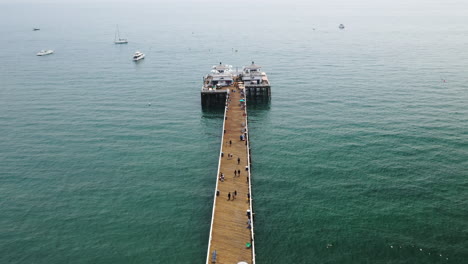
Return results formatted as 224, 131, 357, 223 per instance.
114, 24, 127, 44
116, 24, 120, 40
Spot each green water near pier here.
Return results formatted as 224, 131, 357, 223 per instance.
0, 2, 467, 263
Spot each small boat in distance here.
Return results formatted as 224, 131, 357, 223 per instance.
133, 51, 145, 61
33, 28, 40, 31
339, 24, 345, 29
114, 25, 128, 44
36, 50, 54, 56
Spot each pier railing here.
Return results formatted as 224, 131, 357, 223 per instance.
243, 83, 256, 264
205, 89, 230, 264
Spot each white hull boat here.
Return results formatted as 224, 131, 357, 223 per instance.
133, 51, 145, 61
114, 25, 128, 44
37, 50, 54, 56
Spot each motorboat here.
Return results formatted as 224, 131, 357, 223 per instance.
133, 51, 145, 61
114, 25, 128, 44
33, 28, 40, 31
36, 50, 54, 56
339, 24, 345, 29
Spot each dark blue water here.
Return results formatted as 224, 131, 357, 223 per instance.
0, 2, 467, 263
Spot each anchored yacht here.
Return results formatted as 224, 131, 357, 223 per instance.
36, 50, 54, 56
133, 51, 145, 61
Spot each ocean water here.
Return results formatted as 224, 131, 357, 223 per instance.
0, 1, 467, 263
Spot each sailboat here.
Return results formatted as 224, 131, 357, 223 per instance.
114, 25, 128, 44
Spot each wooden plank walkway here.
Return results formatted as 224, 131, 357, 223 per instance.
206, 81, 255, 264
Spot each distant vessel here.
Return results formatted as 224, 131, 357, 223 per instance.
339, 24, 345, 29
36, 50, 54, 56
133, 51, 145, 61
114, 25, 128, 44
33, 28, 40, 31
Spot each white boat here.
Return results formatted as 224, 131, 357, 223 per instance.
36, 50, 54, 56
114, 25, 128, 44
133, 51, 145, 61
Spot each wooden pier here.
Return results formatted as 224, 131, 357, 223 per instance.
206, 81, 256, 264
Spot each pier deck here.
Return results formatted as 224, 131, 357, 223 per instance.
206, 82, 255, 264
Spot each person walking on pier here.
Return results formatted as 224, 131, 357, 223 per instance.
237, 169, 241, 176
234, 190, 237, 199
229, 140, 232, 146
234, 170, 237, 177
237, 157, 241, 165
228, 192, 231, 201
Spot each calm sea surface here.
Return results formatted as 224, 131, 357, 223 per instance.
0, 2, 467, 263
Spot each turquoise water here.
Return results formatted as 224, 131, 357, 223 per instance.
1, 2, 467, 263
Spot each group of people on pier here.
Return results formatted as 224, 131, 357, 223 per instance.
212, 80, 254, 258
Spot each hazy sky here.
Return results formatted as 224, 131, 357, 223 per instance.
1, 0, 467, 17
